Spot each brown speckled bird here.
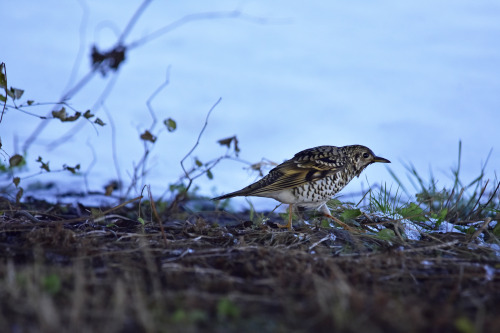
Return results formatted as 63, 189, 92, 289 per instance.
213, 145, 390, 229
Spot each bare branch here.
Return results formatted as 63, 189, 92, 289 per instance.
65, 0, 90, 91
102, 103, 123, 197
146, 66, 171, 133
118, 0, 154, 45
47, 71, 121, 150
180, 97, 222, 181
0, 62, 6, 123
83, 139, 98, 194
23, 69, 98, 152
147, 185, 168, 246
127, 10, 281, 50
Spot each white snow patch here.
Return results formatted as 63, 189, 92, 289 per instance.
483, 265, 495, 281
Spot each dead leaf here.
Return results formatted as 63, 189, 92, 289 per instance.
64, 164, 81, 174
36, 156, 50, 172
94, 118, 106, 126
52, 107, 81, 122
83, 110, 94, 119
217, 135, 240, 156
140, 130, 156, 143
9, 154, 24, 167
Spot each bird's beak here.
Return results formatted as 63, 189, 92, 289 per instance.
373, 156, 391, 163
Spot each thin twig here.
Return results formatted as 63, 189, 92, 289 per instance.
468, 180, 489, 218
180, 97, 222, 182
127, 10, 281, 49
100, 195, 143, 215
147, 185, 168, 246
102, 103, 122, 197
83, 140, 98, 193
23, 195, 144, 226
23, 70, 98, 152
467, 218, 492, 243
473, 181, 500, 218
146, 66, 171, 132
118, 0, 154, 45
0, 62, 7, 123
123, 65, 171, 198
65, 0, 90, 91
166, 98, 221, 211
24, 5, 273, 152
47, 71, 121, 150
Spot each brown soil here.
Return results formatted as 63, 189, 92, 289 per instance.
0, 197, 499, 333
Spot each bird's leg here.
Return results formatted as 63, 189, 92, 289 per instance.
319, 204, 357, 232
277, 204, 293, 230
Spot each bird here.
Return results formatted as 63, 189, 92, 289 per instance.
213, 145, 390, 230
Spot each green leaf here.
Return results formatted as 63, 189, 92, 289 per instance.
195, 158, 203, 167
0, 94, 5, 102
27, 100, 34, 105
164, 118, 177, 132
436, 208, 448, 224
375, 228, 396, 241
206, 169, 214, 180
13, 177, 20, 187
42, 274, 61, 295
327, 198, 343, 207
454, 316, 475, 333
340, 208, 362, 221
217, 298, 240, 321
398, 202, 426, 222
320, 219, 332, 228
138, 217, 145, 226
465, 226, 476, 235
492, 222, 500, 237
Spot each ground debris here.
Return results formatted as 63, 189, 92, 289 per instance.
0, 198, 499, 332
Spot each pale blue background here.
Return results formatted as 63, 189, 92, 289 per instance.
1, 1, 499, 209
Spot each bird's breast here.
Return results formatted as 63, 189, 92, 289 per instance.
292, 172, 353, 204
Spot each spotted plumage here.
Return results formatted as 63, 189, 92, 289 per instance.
213, 145, 390, 229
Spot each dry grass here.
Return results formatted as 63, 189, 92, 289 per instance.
0, 197, 499, 333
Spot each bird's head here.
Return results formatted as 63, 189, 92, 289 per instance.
346, 145, 391, 176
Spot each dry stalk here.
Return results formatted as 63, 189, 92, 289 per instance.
147, 185, 167, 246
467, 218, 492, 243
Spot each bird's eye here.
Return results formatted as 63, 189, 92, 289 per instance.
362, 153, 370, 159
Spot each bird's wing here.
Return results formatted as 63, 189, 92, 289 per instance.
245, 146, 347, 195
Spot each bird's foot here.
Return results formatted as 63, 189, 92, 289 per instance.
276, 204, 294, 230
276, 221, 293, 230
324, 214, 359, 232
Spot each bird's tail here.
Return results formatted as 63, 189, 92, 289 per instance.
212, 176, 272, 201
212, 190, 243, 201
